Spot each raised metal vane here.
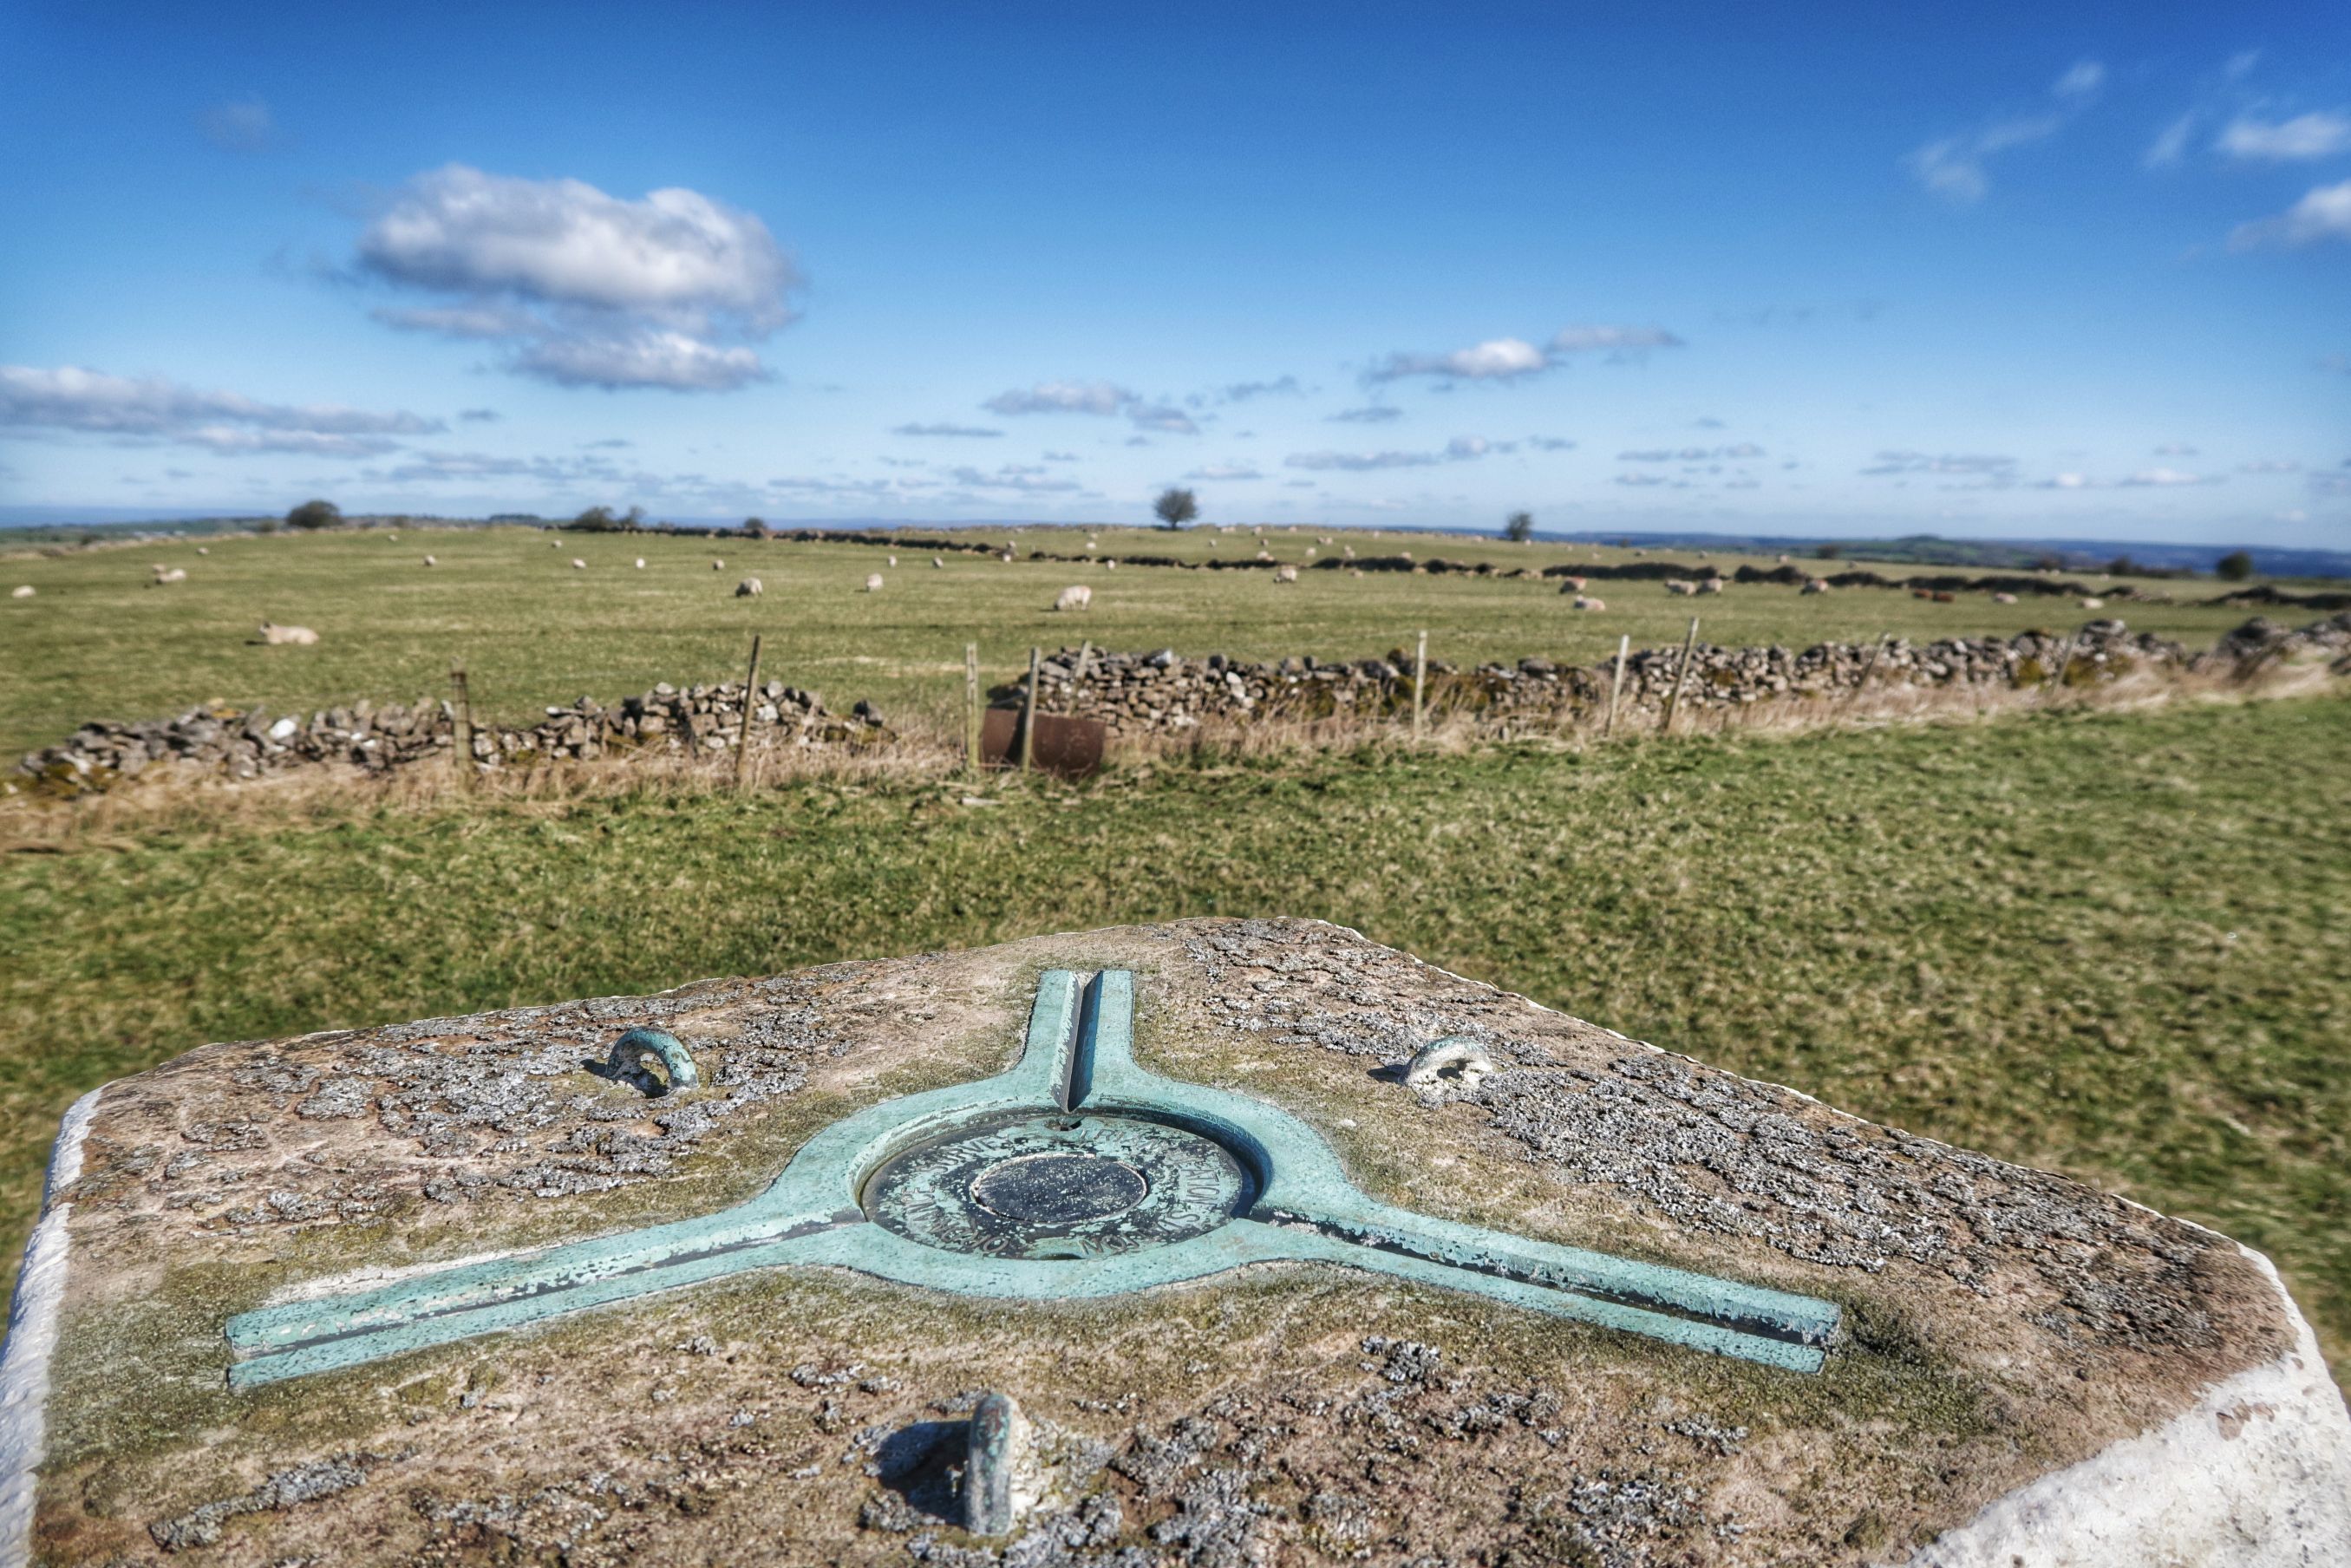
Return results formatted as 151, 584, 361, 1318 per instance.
225, 970, 1839, 1386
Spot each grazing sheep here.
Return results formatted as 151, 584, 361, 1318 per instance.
1342, 545, 1356, 559
931, 556, 944, 569
1272, 564, 1299, 584
865, 572, 885, 592
735, 578, 764, 598
1775, 553, 1789, 564
1930, 591, 1956, 604
1561, 576, 1587, 591
1800, 578, 1829, 595
1086, 540, 1099, 552
550, 539, 560, 548
571, 558, 587, 570
1991, 591, 2019, 604
635, 557, 646, 569
196, 546, 210, 556
1305, 546, 1316, 558
258, 622, 319, 645
1104, 559, 1118, 571
1399, 550, 1413, 562
1054, 585, 1094, 611
11, 585, 33, 599
887, 553, 898, 567
149, 565, 187, 585
423, 554, 438, 567
1664, 579, 1697, 596
2081, 597, 2104, 609
1697, 577, 1724, 594
1256, 548, 1273, 561
999, 552, 1014, 564
713, 559, 725, 571
1571, 595, 1606, 611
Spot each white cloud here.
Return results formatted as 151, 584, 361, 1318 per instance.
1446, 435, 1516, 459
1219, 376, 1302, 402
354, 165, 800, 391
2119, 467, 2218, 487
1525, 435, 1577, 451
511, 330, 766, 392
1548, 324, 1684, 355
983, 381, 1136, 416
1329, 406, 1403, 423
1185, 464, 1263, 480
947, 464, 1085, 493
458, 408, 500, 423
1368, 337, 1548, 382
0, 364, 441, 458
1613, 471, 1669, 487
2034, 472, 2092, 489
1129, 402, 1201, 435
2230, 180, 2351, 249
893, 421, 1002, 438
1367, 326, 1682, 384
2054, 61, 2106, 99
1618, 442, 1765, 462
1859, 450, 2018, 478
1283, 449, 1441, 472
1907, 62, 2101, 202
198, 97, 274, 153
2238, 458, 2302, 474
2145, 112, 2198, 169
2217, 111, 2351, 161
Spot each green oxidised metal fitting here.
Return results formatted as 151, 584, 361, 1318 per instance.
223, 970, 1839, 1387
609, 1027, 696, 1092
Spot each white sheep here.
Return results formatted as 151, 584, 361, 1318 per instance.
1105, 559, 1118, 571
887, 553, 898, 567
736, 578, 764, 598
10, 585, 33, 599
713, 559, 725, 570
1342, 545, 1355, 559
1054, 585, 1094, 611
932, 556, 944, 569
999, 552, 1014, 564
1560, 575, 1588, 591
865, 572, 885, 592
571, 558, 587, 571
635, 557, 646, 569
1697, 577, 1724, 594
1800, 578, 1828, 595
2081, 597, 2104, 609
1305, 546, 1316, 558
258, 621, 319, 645
423, 554, 437, 567
196, 546, 209, 556
1272, 564, 1299, 584
1571, 595, 1606, 611
1992, 591, 2019, 604
1665, 579, 1697, 596
149, 565, 187, 585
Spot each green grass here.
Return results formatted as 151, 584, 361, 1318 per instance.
0, 525, 2272, 759
3, 694, 2345, 1369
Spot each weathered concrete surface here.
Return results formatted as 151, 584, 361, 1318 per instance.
5, 918, 2343, 1565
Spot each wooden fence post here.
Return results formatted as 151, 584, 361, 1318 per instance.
1603, 634, 1629, 738
1658, 617, 1699, 735
1020, 646, 1041, 774
1842, 633, 1891, 717
733, 633, 763, 790
448, 662, 473, 789
2041, 635, 2074, 705
964, 643, 983, 775
1412, 630, 1427, 744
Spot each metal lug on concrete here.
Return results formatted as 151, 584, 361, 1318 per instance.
964, 1391, 1029, 1536
1405, 1036, 1496, 1092
608, 1028, 697, 1094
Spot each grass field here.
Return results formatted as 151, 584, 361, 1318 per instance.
0, 525, 2279, 759
3, 694, 2345, 1370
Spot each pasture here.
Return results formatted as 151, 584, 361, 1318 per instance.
0, 524, 2277, 758
0, 695, 2346, 1374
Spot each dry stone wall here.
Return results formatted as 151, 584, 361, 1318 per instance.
16, 615, 2348, 796
14, 680, 885, 797
1009, 614, 2351, 736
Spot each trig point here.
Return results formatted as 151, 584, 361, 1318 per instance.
3, 919, 2343, 1565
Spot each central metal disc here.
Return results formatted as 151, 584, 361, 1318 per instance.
970, 1153, 1148, 1224
862, 1113, 1252, 1260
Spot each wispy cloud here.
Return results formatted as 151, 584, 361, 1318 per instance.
1283, 436, 1510, 471
354, 165, 800, 391
892, 421, 1002, 438
946, 464, 1086, 493
1365, 325, 1682, 385
2119, 467, 2220, 487
1617, 442, 1765, 461
2217, 111, 2351, 161
1907, 61, 2104, 203
983, 381, 1134, 416
1329, 406, 1403, 423
2230, 180, 2351, 249
1860, 450, 2018, 479
198, 97, 274, 153
0, 364, 442, 457
1218, 376, 1302, 402
1185, 464, 1263, 480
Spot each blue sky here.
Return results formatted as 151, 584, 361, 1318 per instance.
2, 1, 2345, 545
